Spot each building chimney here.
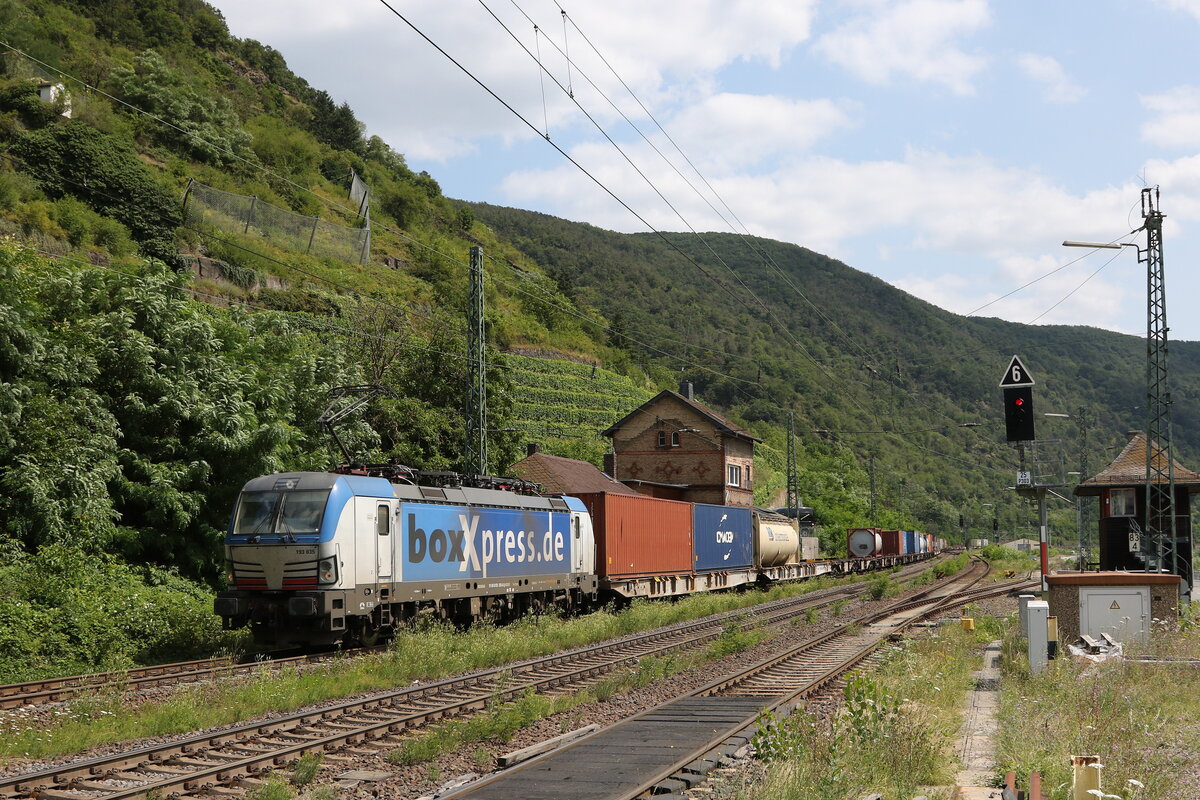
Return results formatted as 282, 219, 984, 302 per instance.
679, 381, 694, 400
527, 442, 541, 456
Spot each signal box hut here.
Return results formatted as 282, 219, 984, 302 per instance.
507, 445, 639, 496
1073, 430, 1198, 584
602, 382, 761, 507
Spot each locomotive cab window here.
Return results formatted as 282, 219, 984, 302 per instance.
376, 504, 391, 535
234, 489, 329, 536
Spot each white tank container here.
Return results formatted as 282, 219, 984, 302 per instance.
848, 528, 882, 558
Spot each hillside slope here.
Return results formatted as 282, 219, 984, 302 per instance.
471, 202, 1200, 533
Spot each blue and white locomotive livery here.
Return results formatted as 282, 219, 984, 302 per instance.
214, 470, 597, 647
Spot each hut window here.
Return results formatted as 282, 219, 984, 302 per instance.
1109, 488, 1135, 517
671, 431, 680, 447
727, 464, 742, 487
657, 431, 667, 447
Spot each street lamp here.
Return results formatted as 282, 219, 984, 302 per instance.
1061, 240, 1139, 251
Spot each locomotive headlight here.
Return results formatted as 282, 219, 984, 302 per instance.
318, 558, 337, 584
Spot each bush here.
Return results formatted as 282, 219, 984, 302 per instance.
12, 120, 182, 259
0, 544, 243, 683
109, 50, 252, 166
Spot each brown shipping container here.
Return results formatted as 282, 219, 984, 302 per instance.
878, 529, 903, 556
575, 492, 693, 578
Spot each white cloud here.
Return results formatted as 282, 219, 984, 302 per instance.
813, 0, 991, 95
1154, 0, 1200, 21
668, 94, 855, 170
1141, 86, 1200, 150
1016, 53, 1085, 104
213, 0, 819, 161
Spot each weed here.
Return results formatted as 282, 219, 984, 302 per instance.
426, 765, 441, 784
831, 599, 848, 616
707, 618, 764, 659
299, 786, 337, 800
866, 574, 892, 600
744, 623, 985, 799
3, 570, 875, 761
471, 748, 493, 770
289, 754, 321, 787
245, 778, 294, 800
804, 607, 818, 625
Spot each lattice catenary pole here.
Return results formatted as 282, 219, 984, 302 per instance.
464, 246, 488, 475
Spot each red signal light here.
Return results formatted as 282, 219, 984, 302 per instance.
1014, 398, 1024, 406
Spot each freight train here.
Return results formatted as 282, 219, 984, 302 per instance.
846, 528, 944, 558
214, 466, 933, 647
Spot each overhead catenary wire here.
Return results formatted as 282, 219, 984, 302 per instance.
519, 4, 889, 372
489, 0, 977, 435
375, 13, 887, 431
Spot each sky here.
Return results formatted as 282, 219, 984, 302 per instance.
211, 0, 1200, 341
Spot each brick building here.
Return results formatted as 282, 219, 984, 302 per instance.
601, 383, 760, 506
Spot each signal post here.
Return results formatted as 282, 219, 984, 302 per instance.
1001, 356, 1061, 593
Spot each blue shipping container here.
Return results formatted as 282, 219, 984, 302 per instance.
692, 504, 754, 572
903, 531, 916, 555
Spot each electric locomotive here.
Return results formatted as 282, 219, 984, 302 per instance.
214, 466, 598, 647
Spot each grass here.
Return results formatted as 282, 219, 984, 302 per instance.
0, 573, 865, 762
706, 618, 770, 659
746, 620, 995, 799
995, 611, 1200, 799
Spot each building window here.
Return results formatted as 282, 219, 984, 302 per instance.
727, 464, 741, 487
671, 431, 680, 447
1108, 488, 1135, 517
745, 466, 751, 487
657, 431, 667, 447
376, 504, 391, 535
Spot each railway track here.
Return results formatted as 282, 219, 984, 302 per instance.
0, 559, 942, 711
0, 649, 388, 712
440, 560, 1034, 800
0, 562, 952, 800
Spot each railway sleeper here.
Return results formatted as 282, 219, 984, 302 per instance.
32, 790, 90, 800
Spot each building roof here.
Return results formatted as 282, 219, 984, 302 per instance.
1074, 430, 1200, 496
507, 451, 638, 496
601, 389, 762, 443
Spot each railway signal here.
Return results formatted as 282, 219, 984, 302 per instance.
1000, 355, 1036, 443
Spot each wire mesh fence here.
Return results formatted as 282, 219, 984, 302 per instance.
184, 179, 370, 264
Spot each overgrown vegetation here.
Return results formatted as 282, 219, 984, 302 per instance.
995, 613, 1200, 799
748, 622, 991, 798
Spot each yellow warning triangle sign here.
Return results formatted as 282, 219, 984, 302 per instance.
1110, 600, 1121, 610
